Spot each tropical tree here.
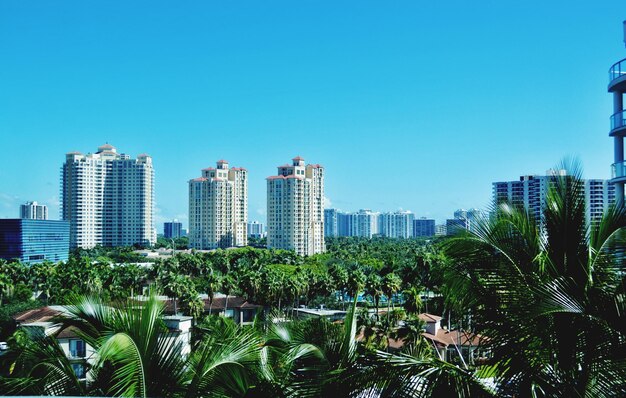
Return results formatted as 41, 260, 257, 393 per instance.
383, 273, 402, 324
442, 161, 626, 397
1, 294, 265, 397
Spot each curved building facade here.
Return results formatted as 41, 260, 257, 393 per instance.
609, 21, 626, 205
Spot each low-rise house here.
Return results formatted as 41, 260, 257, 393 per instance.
13, 305, 194, 381
13, 306, 94, 381
419, 313, 488, 364
161, 294, 264, 326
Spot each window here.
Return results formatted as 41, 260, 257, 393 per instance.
70, 339, 86, 358
71, 363, 86, 378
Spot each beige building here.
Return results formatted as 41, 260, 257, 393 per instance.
267, 156, 325, 256
188, 160, 248, 249
61, 144, 155, 248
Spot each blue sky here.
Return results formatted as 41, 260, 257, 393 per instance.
0, 1, 624, 227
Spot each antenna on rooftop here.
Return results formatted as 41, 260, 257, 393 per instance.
623, 20, 626, 48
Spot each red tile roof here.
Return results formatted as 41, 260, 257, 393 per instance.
57, 326, 81, 339
292, 156, 304, 161
217, 159, 229, 163
191, 177, 208, 182
422, 329, 484, 347
231, 167, 247, 171
202, 167, 215, 171
13, 306, 62, 324
418, 313, 443, 323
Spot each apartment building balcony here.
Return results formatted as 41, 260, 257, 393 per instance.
609, 58, 626, 92
610, 110, 626, 136
611, 161, 626, 182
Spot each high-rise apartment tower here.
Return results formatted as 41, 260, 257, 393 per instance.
61, 144, 155, 248
267, 156, 325, 256
188, 160, 248, 249
20, 201, 48, 220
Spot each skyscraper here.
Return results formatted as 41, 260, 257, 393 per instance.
61, 144, 155, 249
493, 171, 614, 227
379, 210, 414, 239
247, 221, 265, 238
188, 160, 248, 249
20, 201, 48, 220
350, 209, 380, 238
324, 208, 338, 237
164, 220, 183, 239
267, 156, 325, 256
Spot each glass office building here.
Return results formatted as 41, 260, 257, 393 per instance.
0, 219, 70, 264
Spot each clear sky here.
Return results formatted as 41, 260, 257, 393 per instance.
1, 1, 625, 227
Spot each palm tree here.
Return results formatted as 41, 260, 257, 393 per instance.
442, 160, 626, 397
383, 273, 402, 325
1, 293, 265, 397
366, 273, 384, 320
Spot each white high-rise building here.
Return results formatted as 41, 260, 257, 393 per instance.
20, 201, 48, 220
493, 171, 615, 227
189, 160, 248, 249
247, 221, 265, 239
61, 144, 155, 249
267, 156, 325, 256
379, 210, 414, 239
347, 209, 380, 238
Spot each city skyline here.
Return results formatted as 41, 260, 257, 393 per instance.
1, 2, 624, 226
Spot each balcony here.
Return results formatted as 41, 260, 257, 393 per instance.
610, 110, 626, 136
609, 58, 626, 92
611, 161, 626, 181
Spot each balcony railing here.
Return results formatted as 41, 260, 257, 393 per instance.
609, 58, 626, 85
611, 110, 626, 132
611, 161, 626, 179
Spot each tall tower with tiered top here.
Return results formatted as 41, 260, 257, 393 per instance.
609, 21, 626, 205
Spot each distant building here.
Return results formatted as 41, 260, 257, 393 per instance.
267, 156, 325, 256
0, 219, 69, 264
247, 221, 265, 238
188, 160, 248, 249
493, 171, 614, 227
435, 224, 447, 236
446, 218, 468, 236
164, 220, 183, 239
337, 212, 351, 237
61, 144, 155, 249
20, 201, 48, 220
352, 209, 380, 238
379, 211, 414, 239
324, 209, 338, 237
413, 217, 435, 237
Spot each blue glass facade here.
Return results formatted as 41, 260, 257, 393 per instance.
413, 218, 435, 237
0, 219, 70, 264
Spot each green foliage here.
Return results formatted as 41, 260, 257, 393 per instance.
442, 160, 626, 397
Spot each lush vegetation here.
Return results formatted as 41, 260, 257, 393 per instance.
2, 162, 626, 396
0, 294, 491, 397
